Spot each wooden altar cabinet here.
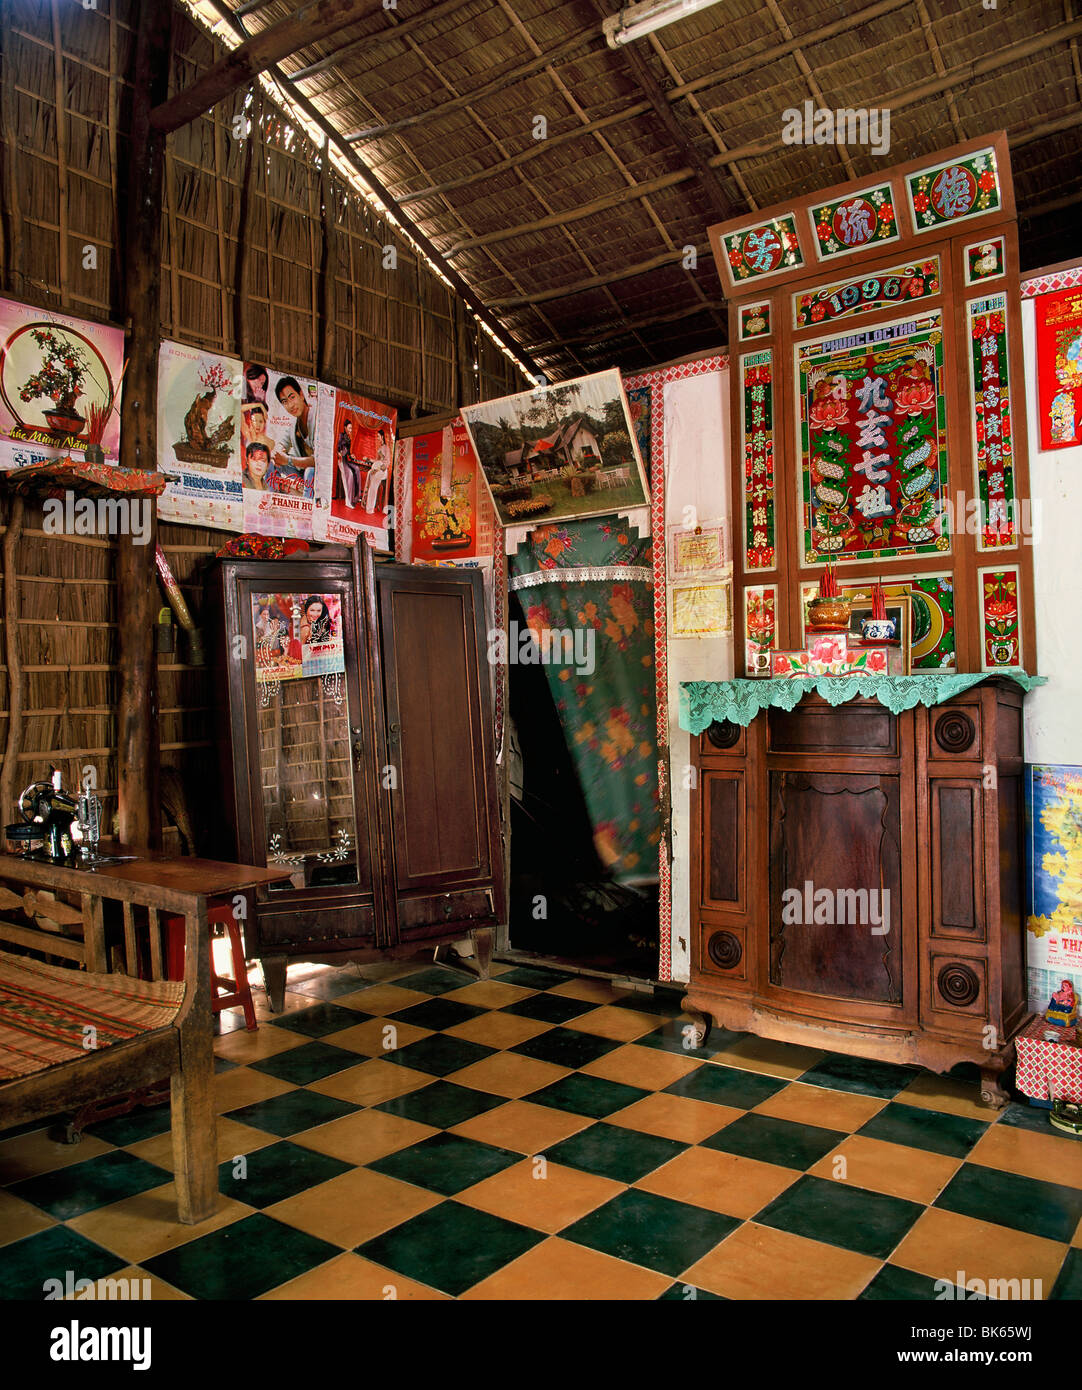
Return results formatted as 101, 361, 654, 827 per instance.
682, 672, 1042, 1107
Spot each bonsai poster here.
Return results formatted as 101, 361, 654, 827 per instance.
156, 341, 244, 530
797, 310, 950, 566
397, 417, 495, 563
312, 387, 397, 549
460, 367, 650, 527
240, 362, 320, 539
0, 297, 124, 472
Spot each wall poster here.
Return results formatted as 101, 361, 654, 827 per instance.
1035, 285, 1082, 451
313, 388, 397, 550
157, 341, 243, 529
0, 297, 125, 472
798, 310, 950, 565
1027, 765, 1082, 1014
397, 418, 494, 563
252, 592, 345, 686
241, 363, 320, 539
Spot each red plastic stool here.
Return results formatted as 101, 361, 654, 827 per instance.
166, 900, 258, 1031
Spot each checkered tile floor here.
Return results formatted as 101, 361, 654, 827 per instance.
3, 956, 1082, 1300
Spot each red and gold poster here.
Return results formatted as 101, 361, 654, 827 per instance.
798, 310, 950, 564
398, 418, 494, 563
313, 388, 397, 550
1036, 286, 1082, 452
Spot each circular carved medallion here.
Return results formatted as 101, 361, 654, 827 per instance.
937, 962, 980, 1007
706, 719, 741, 750
707, 930, 742, 971
934, 711, 976, 753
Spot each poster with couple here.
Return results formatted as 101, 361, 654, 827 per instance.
0, 296, 125, 473
313, 388, 397, 551
156, 341, 244, 529
396, 417, 495, 563
240, 362, 321, 539
252, 591, 345, 686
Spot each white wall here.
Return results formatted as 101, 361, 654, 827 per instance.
1020, 295, 1082, 762
663, 369, 731, 983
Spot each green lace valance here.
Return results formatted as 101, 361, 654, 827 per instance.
679, 671, 1047, 734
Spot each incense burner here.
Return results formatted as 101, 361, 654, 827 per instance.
806, 596, 850, 631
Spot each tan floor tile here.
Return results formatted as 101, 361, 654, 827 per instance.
461, 1235, 670, 1300
444, 1011, 552, 1049
685, 1222, 880, 1299
252, 989, 326, 1022
608, 1092, 732, 1144
580, 1042, 701, 1091
636, 1145, 796, 1219
896, 1071, 993, 1121
259, 1251, 449, 1300
212, 1025, 310, 1064
441, 980, 536, 1008
549, 978, 631, 1004
0, 1128, 114, 1183
450, 1051, 569, 1099
707, 1035, 826, 1080
806, 1134, 961, 1205
268, 1166, 441, 1247
292, 1108, 436, 1166
0, 1187, 55, 1245
307, 1059, 431, 1106
567, 1005, 663, 1042
125, 1116, 277, 1173
330, 984, 430, 1015
67, 1183, 251, 1263
57, 1265, 191, 1301
459, 1158, 625, 1235
752, 1081, 886, 1131
321, 1018, 431, 1056
968, 1122, 1082, 1188
212, 1067, 295, 1115
451, 1100, 592, 1153
892, 1207, 1067, 1293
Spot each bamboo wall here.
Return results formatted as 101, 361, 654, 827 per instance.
0, 0, 529, 847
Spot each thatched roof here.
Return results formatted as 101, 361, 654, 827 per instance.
187, 0, 1082, 381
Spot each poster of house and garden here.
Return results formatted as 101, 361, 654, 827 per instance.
461, 367, 650, 527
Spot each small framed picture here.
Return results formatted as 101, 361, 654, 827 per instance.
846, 594, 911, 675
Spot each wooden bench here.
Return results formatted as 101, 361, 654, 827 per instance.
0, 852, 287, 1224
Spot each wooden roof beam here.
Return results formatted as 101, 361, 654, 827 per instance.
151, 0, 378, 134
291, 0, 476, 81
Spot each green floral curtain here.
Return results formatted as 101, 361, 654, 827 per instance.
509, 516, 660, 882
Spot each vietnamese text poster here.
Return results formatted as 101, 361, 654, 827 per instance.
671, 581, 732, 638
252, 592, 345, 685
313, 387, 396, 549
157, 341, 243, 530
669, 522, 727, 577
1027, 765, 1082, 1013
241, 363, 320, 539
0, 297, 124, 471
1036, 287, 1082, 451
399, 418, 495, 563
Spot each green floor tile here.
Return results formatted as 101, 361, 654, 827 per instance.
637, 1018, 743, 1059
84, 1103, 172, 1146
997, 1101, 1074, 1137
368, 1132, 520, 1196
381, 1033, 495, 1077
663, 1064, 786, 1110
934, 1163, 1082, 1243
9, 1151, 172, 1221
391, 966, 477, 996
857, 1101, 989, 1158
502, 993, 594, 1025
860, 1265, 988, 1300
374, 1079, 506, 1129
388, 997, 488, 1032
357, 1201, 543, 1297
143, 1212, 340, 1300
1051, 1247, 1082, 1299
223, 1088, 359, 1137
0, 1225, 124, 1301
511, 1027, 620, 1070
288, 972, 369, 1002
270, 1001, 372, 1037
526, 1073, 650, 1118
563, 1188, 739, 1276
703, 1113, 845, 1169
492, 966, 573, 990
755, 1174, 923, 1258
249, 1041, 365, 1085
799, 1053, 920, 1099
218, 1140, 354, 1209
658, 1282, 726, 1300
545, 1122, 685, 1183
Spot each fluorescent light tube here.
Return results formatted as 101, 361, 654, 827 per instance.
603, 0, 727, 48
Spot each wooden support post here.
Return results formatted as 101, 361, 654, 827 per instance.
116, 0, 172, 849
